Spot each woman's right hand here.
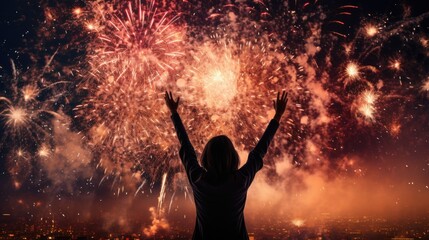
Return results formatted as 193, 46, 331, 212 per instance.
273, 90, 288, 122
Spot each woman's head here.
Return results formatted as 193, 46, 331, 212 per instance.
201, 135, 239, 178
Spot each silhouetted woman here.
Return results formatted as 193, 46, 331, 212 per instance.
165, 90, 288, 240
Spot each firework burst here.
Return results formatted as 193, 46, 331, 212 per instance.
74, 0, 187, 192
0, 60, 68, 188
354, 90, 378, 122
0, 61, 61, 146
85, 0, 185, 84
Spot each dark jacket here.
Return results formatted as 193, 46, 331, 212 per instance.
171, 112, 279, 240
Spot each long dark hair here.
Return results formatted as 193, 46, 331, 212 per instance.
201, 135, 240, 179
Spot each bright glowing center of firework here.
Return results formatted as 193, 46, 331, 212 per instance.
38, 145, 50, 157
73, 8, 82, 16
346, 63, 359, 79
17, 149, 24, 157
202, 68, 238, 109
392, 61, 401, 70
23, 94, 31, 101
291, 219, 305, 227
366, 26, 378, 37
86, 23, 96, 30
7, 107, 27, 126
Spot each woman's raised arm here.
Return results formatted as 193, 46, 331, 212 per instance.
165, 91, 203, 183
239, 90, 288, 188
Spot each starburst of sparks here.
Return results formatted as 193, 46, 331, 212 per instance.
86, 0, 185, 83
390, 59, 401, 71
0, 58, 69, 189
73, 0, 189, 191
356, 90, 378, 121
4, 106, 28, 127
365, 25, 378, 37
38, 144, 51, 158
185, 42, 240, 110
21, 85, 39, 102
346, 62, 360, 78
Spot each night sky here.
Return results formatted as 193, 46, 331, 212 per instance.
1, 0, 429, 236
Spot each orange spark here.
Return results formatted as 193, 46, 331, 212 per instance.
22, 85, 39, 102
346, 62, 360, 79
5, 107, 27, 127
292, 219, 305, 227
73, 7, 82, 16
365, 25, 378, 37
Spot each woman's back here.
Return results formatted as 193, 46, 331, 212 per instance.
165, 90, 288, 240
192, 173, 249, 239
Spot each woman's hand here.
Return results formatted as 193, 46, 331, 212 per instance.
165, 91, 180, 114
273, 90, 288, 122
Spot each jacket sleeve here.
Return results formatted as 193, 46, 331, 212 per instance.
171, 112, 204, 184
239, 119, 279, 188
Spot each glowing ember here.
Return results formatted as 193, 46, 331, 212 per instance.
4, 107, 27, 127
359, 90, 377, 120
13, 181, 21, 189
16, 149, 24, 157
362, 90, 377, 105
359, 103, 375, 119
38, 145, 50, 158
343, 44, 353, 55
291, 219, 305, 227
86, 23, 96, 30
365, 25, 378, 37
346, 62, 360, 79
73, 7, 82, 16
390, 60, 401, 70
390, 122, 401, 136
22, 85, 39, 102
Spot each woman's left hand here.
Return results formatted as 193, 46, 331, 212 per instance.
165, 91, 180, 114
